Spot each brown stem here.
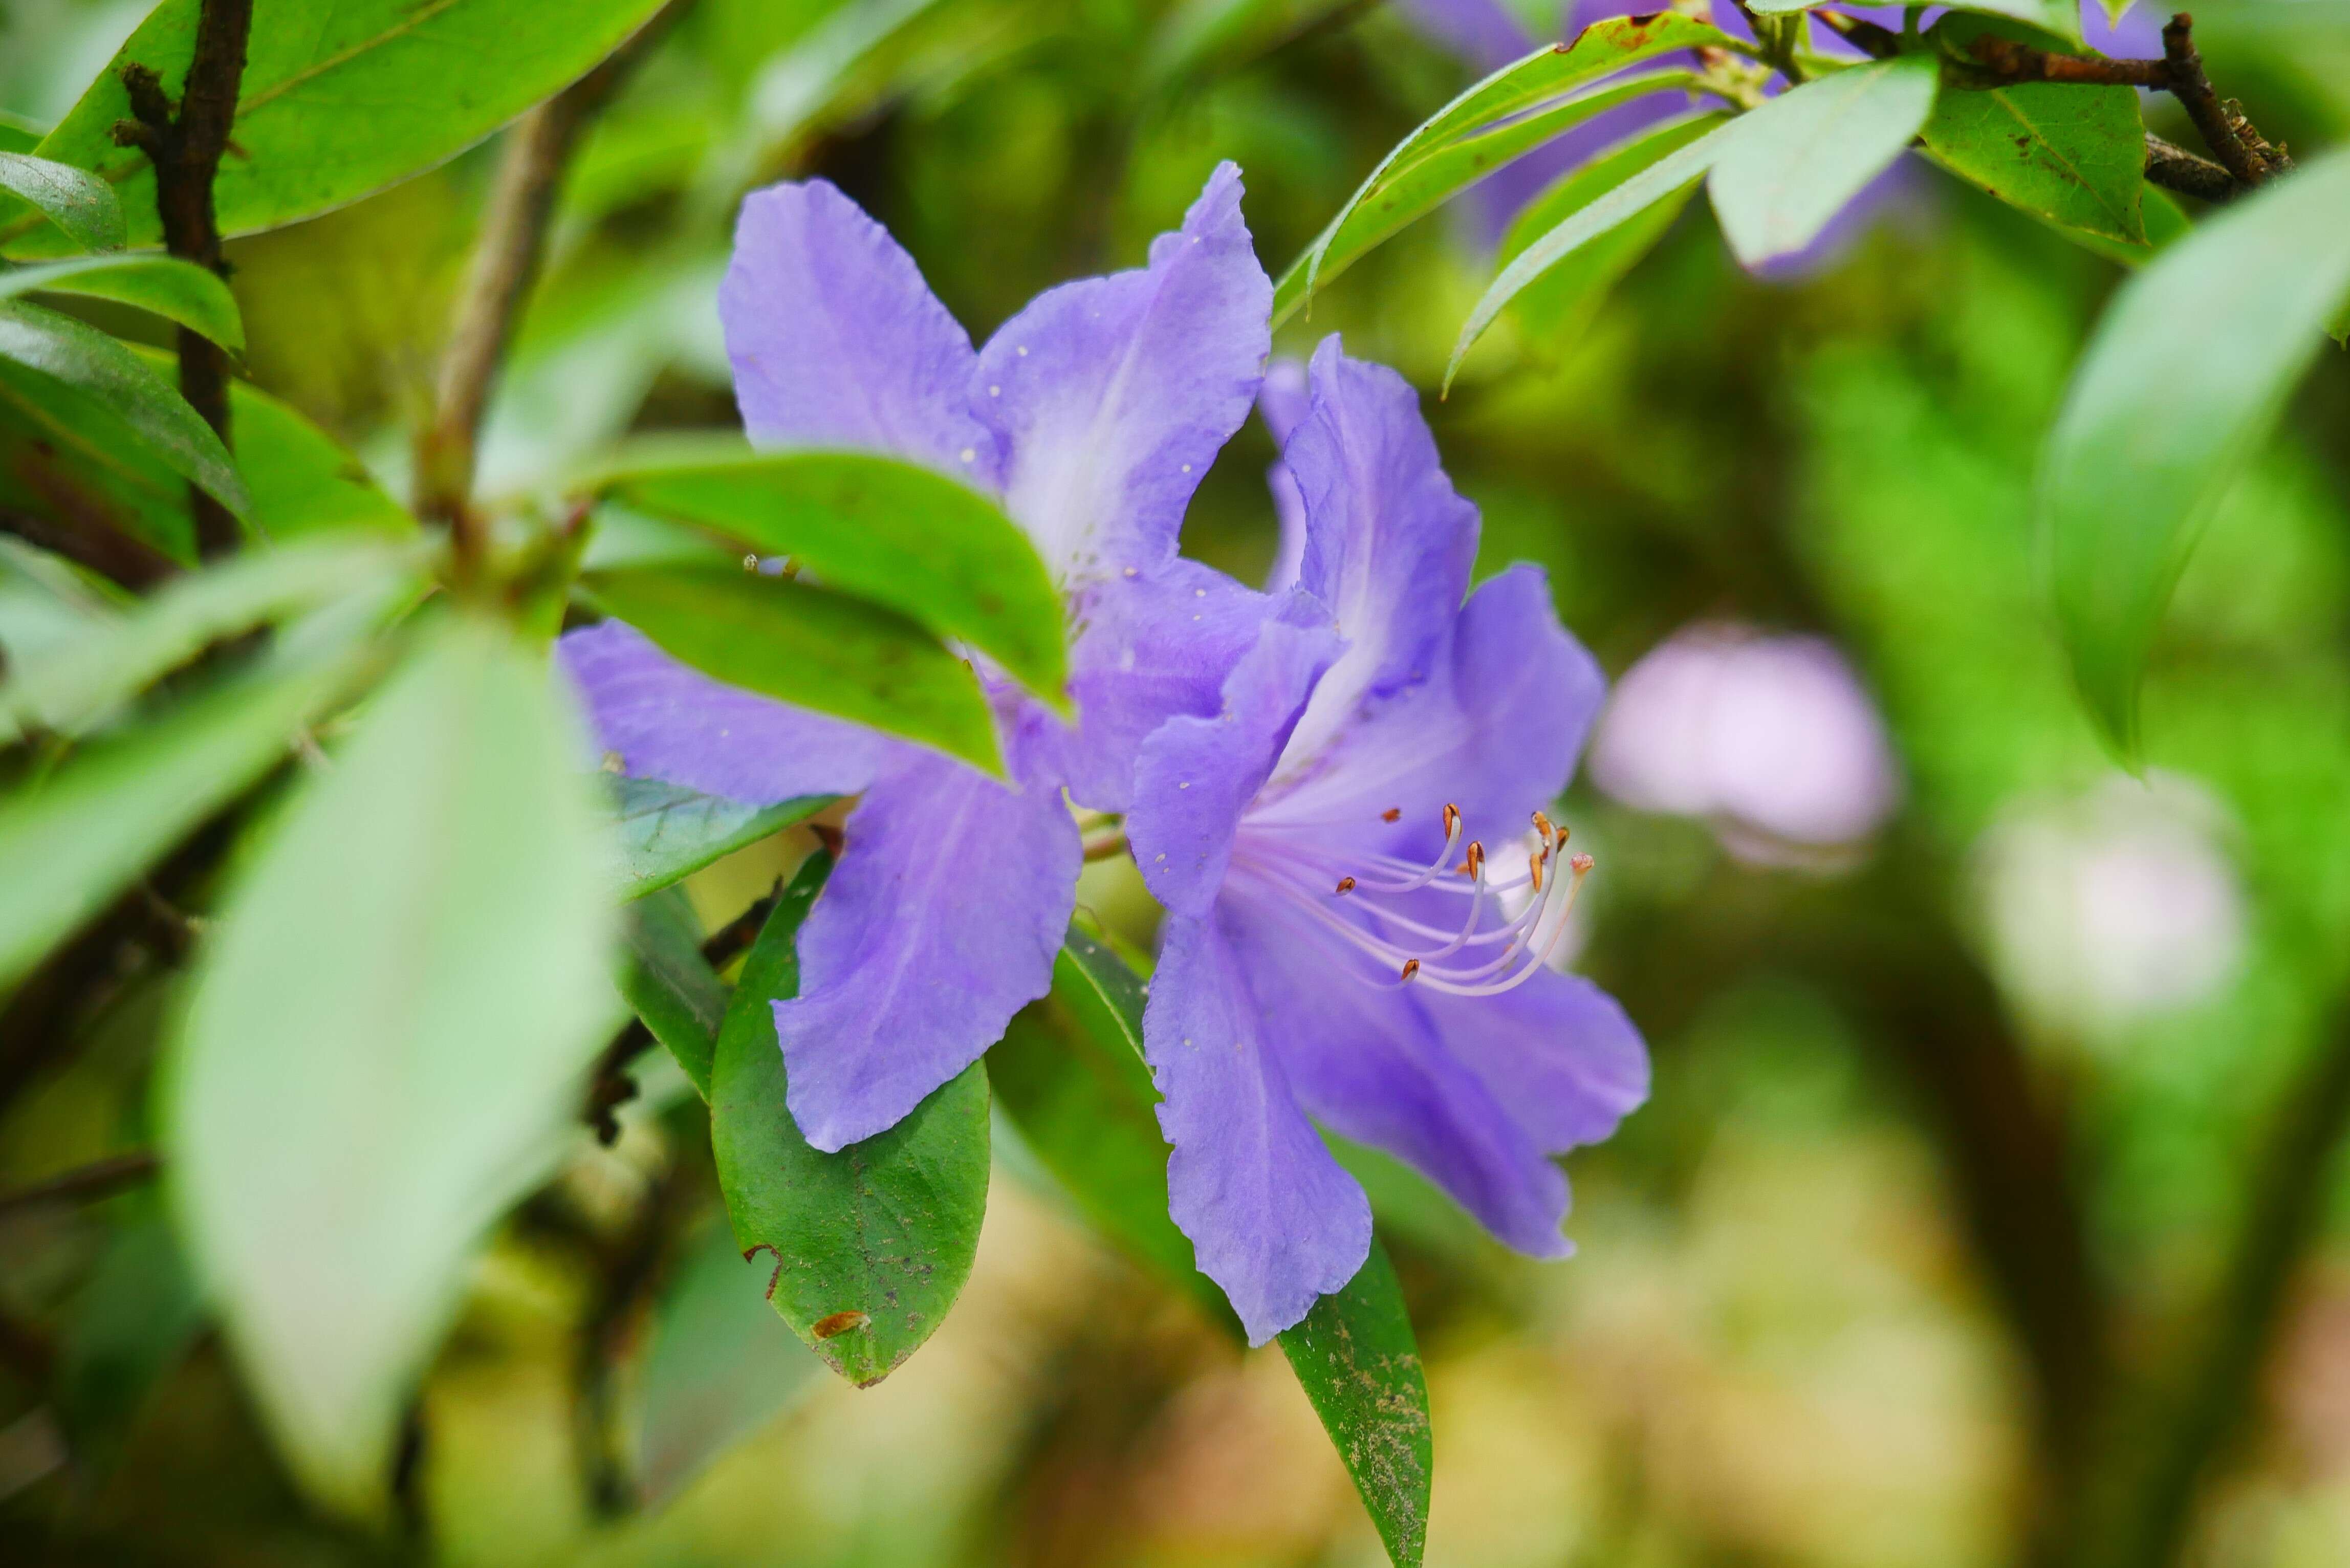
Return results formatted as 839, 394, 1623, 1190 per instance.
2144, 132, 2240, 203
108, 0, 253, 562
0, 1150, 160, 1219
414, 2, 688, 576
2162, 12, 2269, 188
1966, 33, 2169, 88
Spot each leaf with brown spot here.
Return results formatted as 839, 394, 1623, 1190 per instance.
710, 852, 992, 1387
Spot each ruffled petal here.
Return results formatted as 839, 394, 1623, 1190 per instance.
774, 745, 1079, 1150
1221, 892, 1573, 1255
1421, 964, 1649, 1151
974, 162, 1272, 585
1278, 337, 1480, 769
1255, 562, 1603, 857
721, 179, 999, 484
558, 620, 886, 805
1146, 909, 1372, 1344
1054, 558, 1276, 813
1127, 605, 1342, 917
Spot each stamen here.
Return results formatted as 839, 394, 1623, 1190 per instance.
1335, 876, 1356, 894
1529, 851, 1544, 894
1399, 959, 1421, 983
1442, 802, 1461, 839
1381, 807, 1401, 823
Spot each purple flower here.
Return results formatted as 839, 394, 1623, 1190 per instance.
562, 165, 1276, 1150
1124, 339, 1648, 1341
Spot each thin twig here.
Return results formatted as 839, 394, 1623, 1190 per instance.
108, 0, 254, 562
413, 1, 689, 576
0, 1150, 160, 1218
2162, 12, 2269, 188
2144, 132, 2239, 203
1965, 33, 2169, 88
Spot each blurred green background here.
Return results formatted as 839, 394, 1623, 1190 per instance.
8, 1, 2350, 1564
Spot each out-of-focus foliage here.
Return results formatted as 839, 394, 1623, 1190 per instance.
8, 2, 2350, 1566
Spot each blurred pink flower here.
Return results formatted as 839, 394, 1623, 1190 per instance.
1587, 623, 1900, 862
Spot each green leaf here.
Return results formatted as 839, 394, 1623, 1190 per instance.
1919, 18, 2145, 243
1283, 11, 1738, 323
628, 1211, 822, 1507
593, 445, 1068, 711
0, 353, 405, 567
167, 614, 617, 1516
583, 565, 1004, 778
0, 116, 42, 156
0, 254, 242, 349
608, 774, 829, 902
0, 150, 124, 253
1450, 116, 1741, 388
0, 600, 376, 991
617, 884, 728, 1100
1750, 0, 2083, 39
710, 850, 992, 1387
1707, 55, 1939, 267
990, 926, 1431, 1568
990, 924, 1242, 1336
1270, 71, 1702, 323
6, 0, 676, 256
1497, 112, 1728, 348
1278, 1240, 1433, 1568
55, 1196, 208, 1478
0, 300, 248, 516
0, 535, 418, 744
2040, 145, 2350, 757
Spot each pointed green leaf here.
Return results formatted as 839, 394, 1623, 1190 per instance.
592, 444, 1067, 711
1279, 1240, 1433, 1568
168, 615, 617, 1516
0, 254, 242, 349
0, 535, 418, 744
2040, 145, 2350, 757
0, 606, 376, 991
1707, 54, 1939, 267
1450, 117, 1740, 387
1497, 112, 1727, 347
608, 774, 830, 902
583, 565, 1004, 778
617, 884, 728, 1100
0, 150, 124, 253
1271, 71, 1702, 323
710, 851, 992, 1387
6, 0, 677, 256
1287, 11, 1738, 321
1919, 17, 2144, 242
0, 300, 248, 516
991, 924, 1242, 1336
1752, 0, 2083, 39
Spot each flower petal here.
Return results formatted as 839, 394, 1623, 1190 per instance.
1222, 892, 1573, 1256
1279, 337, 1479, 769
558, 620, 886, 805
1421, 965, 1649, 1151
1128, 605, 1342, 917
774, 744, 1079, 1150
974, 162, 1272, 585
721, 179, 999, 483
1055, 558, 1276, 813
1146, 909, 1372, 1344
1255, 563, 1602, 856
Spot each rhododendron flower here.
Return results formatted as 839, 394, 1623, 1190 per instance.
563, 165, 1274, 1150
1125, 340, 1648, 1341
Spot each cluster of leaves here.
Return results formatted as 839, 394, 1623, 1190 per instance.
3, 0, 2346, 1561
